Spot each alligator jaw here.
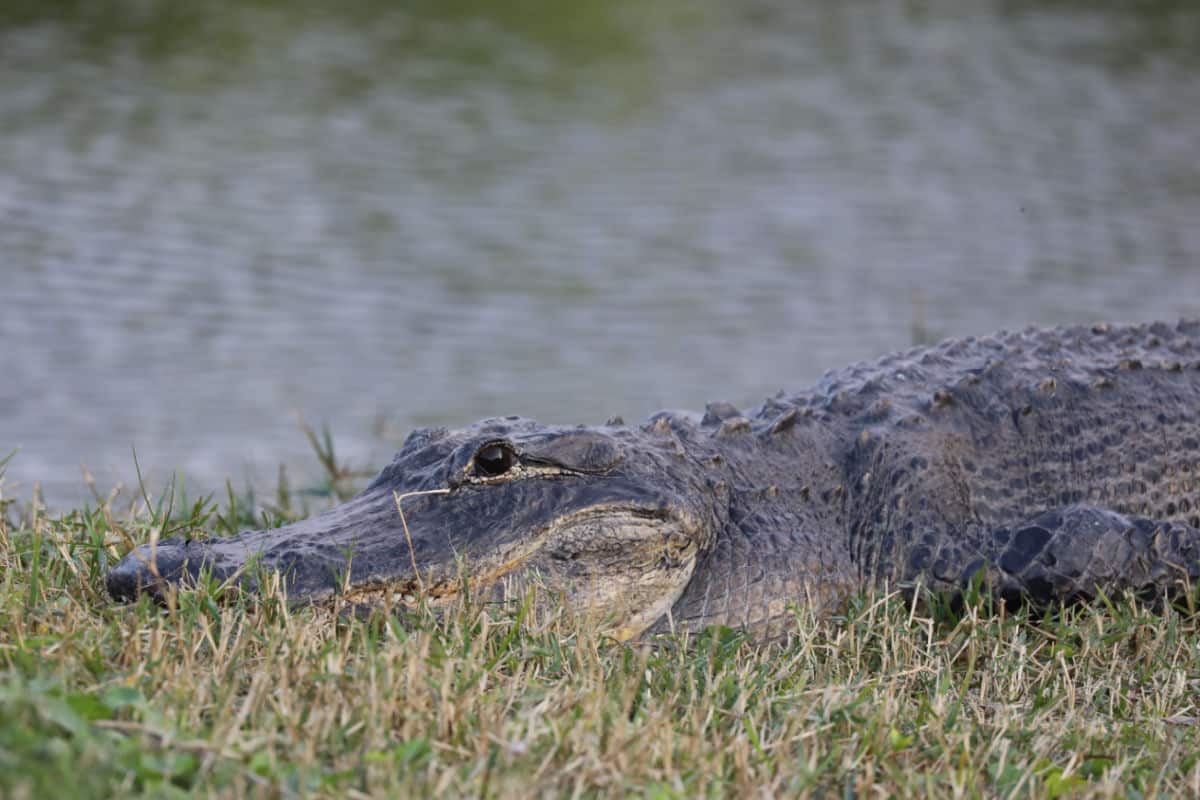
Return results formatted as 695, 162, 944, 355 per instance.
106, 489, 705, 642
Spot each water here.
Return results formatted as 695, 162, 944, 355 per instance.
3, 0, 1199, 505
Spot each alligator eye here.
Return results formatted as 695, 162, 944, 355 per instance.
473, 444, 517, 478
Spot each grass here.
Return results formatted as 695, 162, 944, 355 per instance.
2, 449, 1200, 798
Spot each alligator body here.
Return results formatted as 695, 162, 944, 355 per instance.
108, 320, 1200, 638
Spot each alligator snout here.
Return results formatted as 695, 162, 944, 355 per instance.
106, 539, 231, 601
105, 484, 445, 605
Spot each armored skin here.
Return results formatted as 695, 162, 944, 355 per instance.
108, 320, 1200, 638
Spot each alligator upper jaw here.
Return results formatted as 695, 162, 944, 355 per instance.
109, 486, 412, 603
103, 483, 559, 607
104, 534, 508, 609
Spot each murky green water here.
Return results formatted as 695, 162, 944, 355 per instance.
3, 0, 1199, 504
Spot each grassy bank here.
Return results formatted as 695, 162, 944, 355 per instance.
2, 455, 1200, 798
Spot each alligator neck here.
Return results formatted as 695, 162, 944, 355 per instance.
657, 425, 856, 635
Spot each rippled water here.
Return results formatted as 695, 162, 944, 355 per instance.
3, 1, 1199, 505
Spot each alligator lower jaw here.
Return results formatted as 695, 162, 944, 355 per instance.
331, 577, 472, 610
329, 580, 651, 643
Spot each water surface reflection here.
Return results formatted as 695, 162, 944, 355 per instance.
2, 1, 1198, 503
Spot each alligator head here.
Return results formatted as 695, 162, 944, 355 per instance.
106, 417, 727, 639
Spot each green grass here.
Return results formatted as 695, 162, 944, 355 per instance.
2, 449, 1200, 798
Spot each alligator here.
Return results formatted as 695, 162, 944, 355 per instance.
107, 320, 1200, 639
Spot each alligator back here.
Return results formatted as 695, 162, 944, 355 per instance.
669, 320, 1200, 631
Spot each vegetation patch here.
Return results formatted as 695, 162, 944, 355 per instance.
2, 449, 1199, 798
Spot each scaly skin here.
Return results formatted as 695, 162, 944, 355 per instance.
108, 320, 1200, 638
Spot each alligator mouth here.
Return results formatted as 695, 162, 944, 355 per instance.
105, 526, 542, 610
330, 550, 541, 610
105, 489, 614, 607
319, 502, 663, 610
105, 539, 537, 611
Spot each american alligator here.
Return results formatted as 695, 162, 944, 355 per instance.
107, 320, 1200, 639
